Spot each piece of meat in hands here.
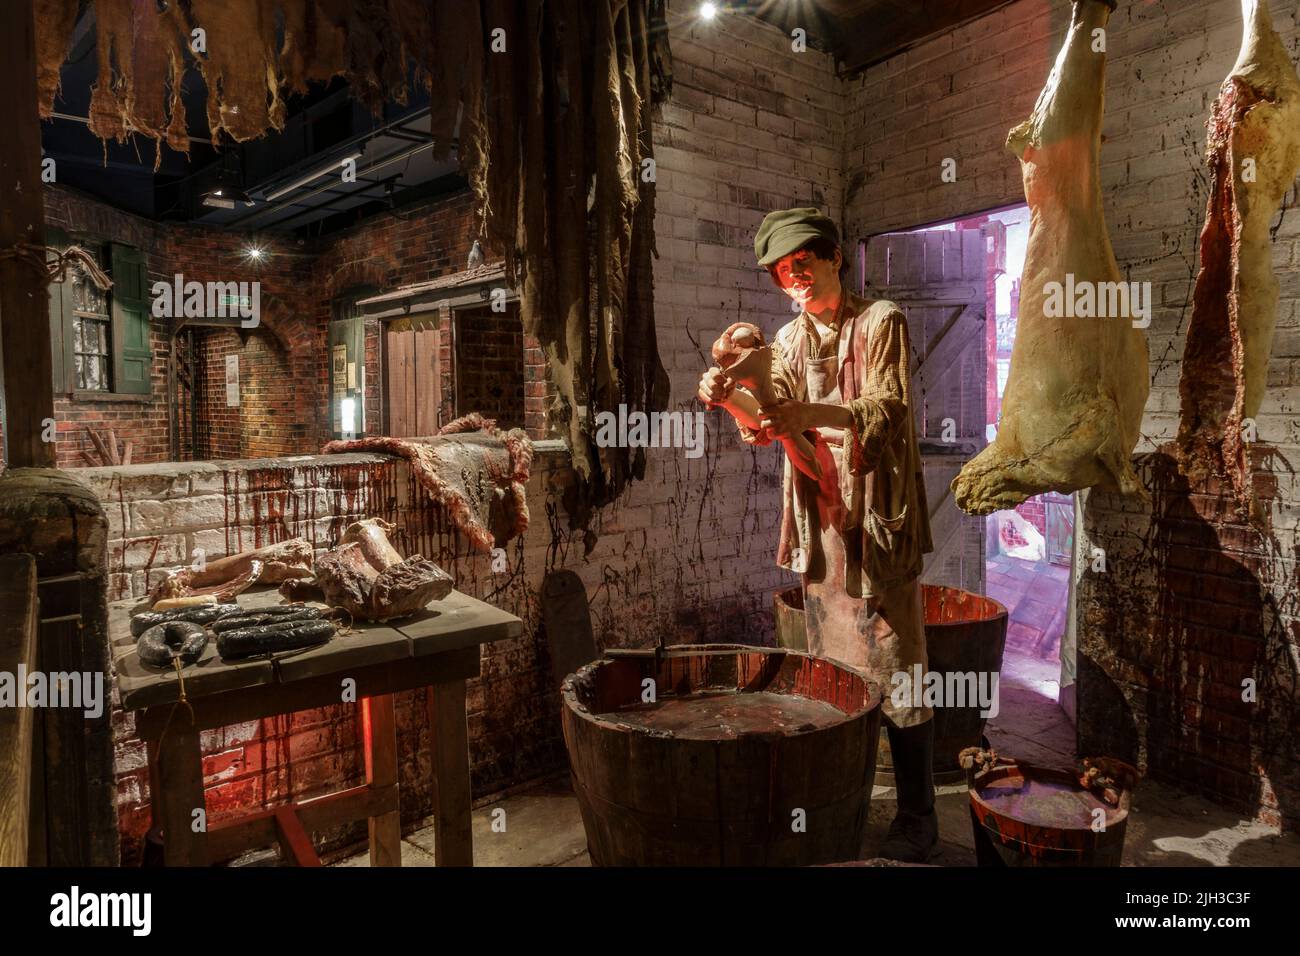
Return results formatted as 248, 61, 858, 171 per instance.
710, 322, 766, 370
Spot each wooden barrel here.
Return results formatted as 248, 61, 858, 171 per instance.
968, 759, 1134, 866
774, 584, 1008, 782
561, 644, 882, 866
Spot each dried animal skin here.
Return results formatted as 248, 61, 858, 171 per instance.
190, 0, 284, 142
125, 0, 190, 163
35, 0, 79, 117
1177, 0, 1300, 507
952, 0, 1148, 516
87, 0, 134, 142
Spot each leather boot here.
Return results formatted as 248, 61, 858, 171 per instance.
879, 720, 938, 862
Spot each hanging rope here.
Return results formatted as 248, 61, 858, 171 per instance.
0, 241, 113, 289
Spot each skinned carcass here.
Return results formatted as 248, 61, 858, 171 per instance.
952, 0, 1149, 516
312, 519, 453, 622
1177, 0, 1300, 510
148, 538, 314, 607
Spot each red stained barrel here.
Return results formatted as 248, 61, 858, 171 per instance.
968, 760, 1134, 867
774, 584, 1009, 781
561, 644, 881, 866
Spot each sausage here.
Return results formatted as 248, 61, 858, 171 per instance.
137, 621, 210, 667
211, 607, 324, 633
130, 603, 244, 637
216, 621, 336, 660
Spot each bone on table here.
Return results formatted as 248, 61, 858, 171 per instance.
951, 0, 1149, 517
1177, 0, 1300, 508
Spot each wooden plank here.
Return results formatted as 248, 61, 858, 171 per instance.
386, 328, 412, 437
205, 783, 398, 862
40, 615, 89, 865
272, 620, 410, 683
962, 227, 986, 280
363, 695, 402, 866
156, 722, 207, 866
429, 680, 474, 866
923, 231, 946, 284
274, 806, 322, 866
916, 304, 984, 395
415, 328, 440, 434
864, 238, 889, 290
135, 646, 480, 738
839, 0, 1016, 72
396, 590, 524, 656
0, 556, 37, 866
0, 0, 54, 467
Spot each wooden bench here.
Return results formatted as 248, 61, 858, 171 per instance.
111, 586, 522, 866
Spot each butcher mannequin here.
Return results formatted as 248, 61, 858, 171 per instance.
698, 208, 937, 862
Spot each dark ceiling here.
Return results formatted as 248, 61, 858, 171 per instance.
750, 0, 1017, 73
40, 0, 1014, 237
42, 4, 464, 238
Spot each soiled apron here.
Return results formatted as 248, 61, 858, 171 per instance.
799, 347, 931, 730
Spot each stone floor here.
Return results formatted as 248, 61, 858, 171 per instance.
330, 554, 1300, 868
331, 769, 1300, 867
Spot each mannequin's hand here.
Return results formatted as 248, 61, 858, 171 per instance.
759, 400, 814, 440
697, 366, 734, 406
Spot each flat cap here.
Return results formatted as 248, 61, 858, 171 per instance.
753, 207, 840, 266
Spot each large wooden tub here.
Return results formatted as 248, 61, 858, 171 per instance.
775, 584, 1009, 781
561, 644, 882, 866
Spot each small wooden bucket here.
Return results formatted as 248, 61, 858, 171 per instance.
963, 752, 1138, 867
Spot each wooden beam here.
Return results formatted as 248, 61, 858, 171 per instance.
840, 0, 1017, 73
0, 556, 38, 866
0, 0, 55, 467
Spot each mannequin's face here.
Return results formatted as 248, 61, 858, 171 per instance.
771, 246, 843, 314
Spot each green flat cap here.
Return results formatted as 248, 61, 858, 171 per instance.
753, 207, 840, 266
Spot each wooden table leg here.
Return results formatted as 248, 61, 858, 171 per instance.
362, 694, 402, 866
429, 679, 473, 867
155, 724, 207, 867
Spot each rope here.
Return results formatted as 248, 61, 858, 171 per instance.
156, 654, 197, 753
0, 242, 113, 289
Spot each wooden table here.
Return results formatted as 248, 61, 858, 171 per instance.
110, 586, 522, 867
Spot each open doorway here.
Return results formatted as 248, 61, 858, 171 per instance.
863, 204, 1075, 762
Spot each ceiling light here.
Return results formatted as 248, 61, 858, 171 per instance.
244, 245, 265, 262
699, 2, 718, 20
202, 184, 255, 209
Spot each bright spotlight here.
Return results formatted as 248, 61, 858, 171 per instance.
699, 2, 718, 20
244, 245, 265, 262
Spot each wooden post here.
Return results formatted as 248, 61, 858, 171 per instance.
429, 680, 474, 866
0, 0, 55, 467
361, 694, 402, 866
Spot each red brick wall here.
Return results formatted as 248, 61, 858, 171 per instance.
456, 305, 526, 432
195, 330, 242, 459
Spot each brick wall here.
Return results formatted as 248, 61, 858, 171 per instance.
842, 0, 1300, 828
455, 305, 526, 432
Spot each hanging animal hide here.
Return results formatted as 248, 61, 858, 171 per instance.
190, 0, 285, 142
322, 414, 534, 552
87, 0, 134, 142
464, 0, 671, 539
35, 0, 79, 117
1177, 0, 1300, 511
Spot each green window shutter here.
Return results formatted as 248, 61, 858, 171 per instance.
46, 225, 73, 393
110, 242, 152, 395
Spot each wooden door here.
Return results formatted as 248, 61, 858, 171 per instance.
863, 227, 990, 595
384, 326, 440, 437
